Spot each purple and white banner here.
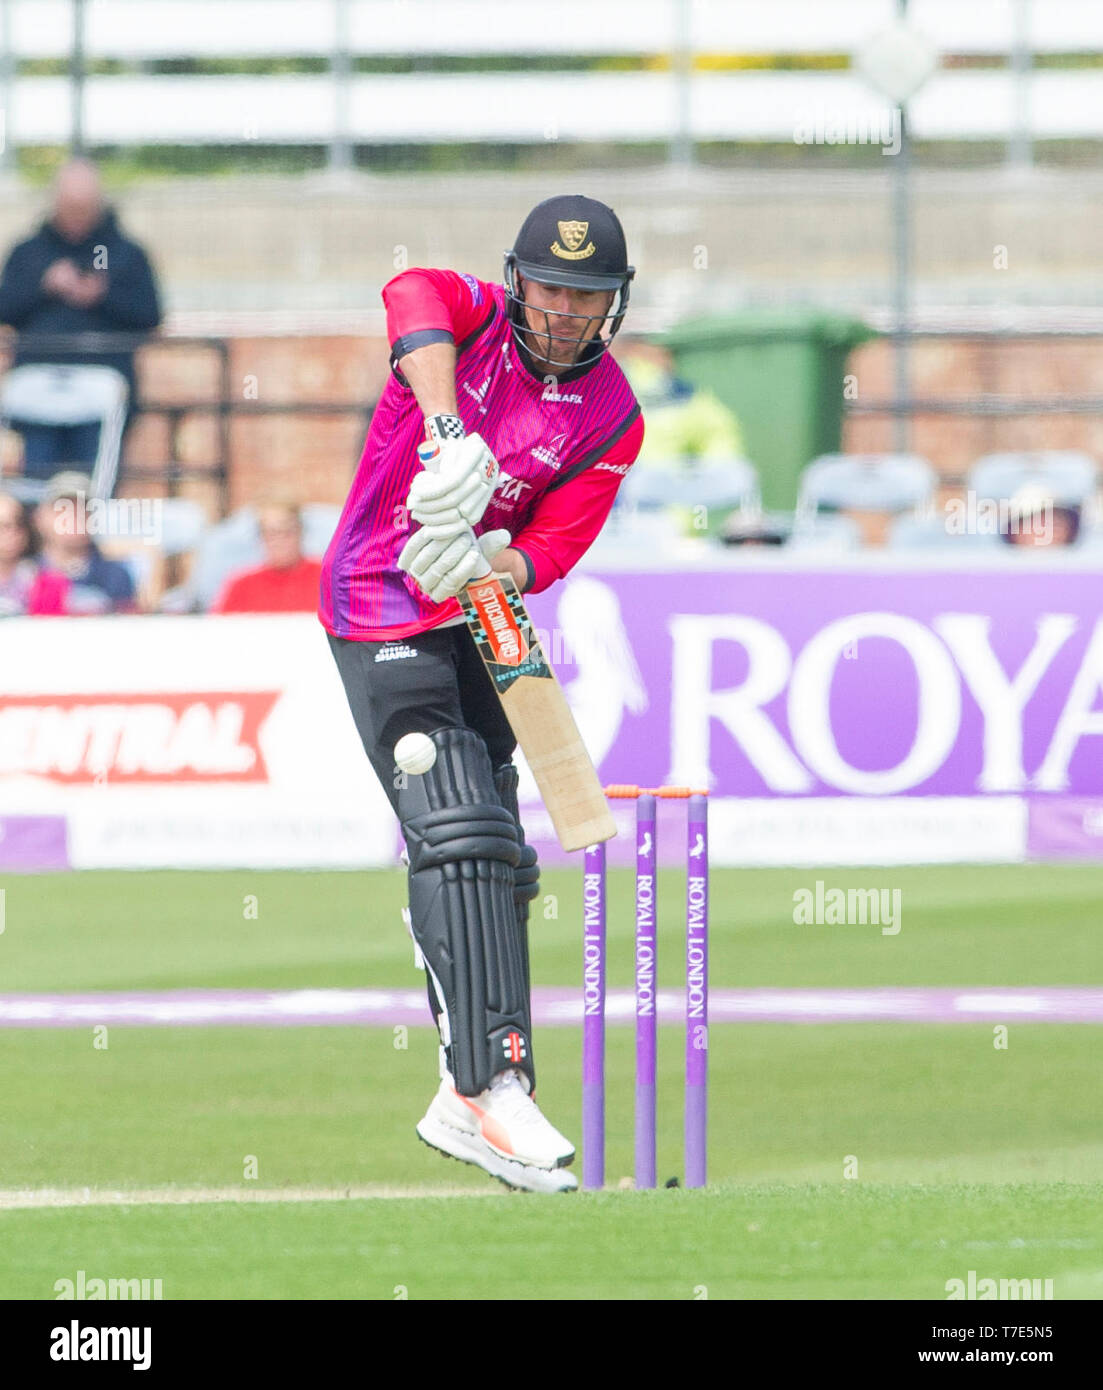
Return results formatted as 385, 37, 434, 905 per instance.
522, 566, 1103, 864
2, 569, 1102, 870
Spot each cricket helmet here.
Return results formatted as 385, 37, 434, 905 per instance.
503, 194, 634, 368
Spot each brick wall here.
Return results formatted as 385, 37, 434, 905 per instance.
123, 334, 391, 516
842, 336, 1103, 474
115, 330, 1103, 517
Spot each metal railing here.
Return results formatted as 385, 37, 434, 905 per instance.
1, 1, 1100, 165
846, 328, 1103, 449
0, 332, 375, 515
5, 326, 1100, 515
10, 0, 1103, 58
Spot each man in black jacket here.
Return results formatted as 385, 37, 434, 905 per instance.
0, 160, 162, 481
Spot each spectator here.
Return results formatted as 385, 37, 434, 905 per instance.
615, 338, 749, 538
617, 339, 745, 465
33, 471, 137, 613
211, 501, 324, 613
1003, 483, 1080, 549
0, 488, 67, 614
797, 453, 938, 550
0, 159, 162, 480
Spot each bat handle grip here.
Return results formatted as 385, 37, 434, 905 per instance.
417, 441, 442, 474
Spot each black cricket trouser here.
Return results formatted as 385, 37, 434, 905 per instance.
329, 623, 521, 1049
327, 624, 516, 818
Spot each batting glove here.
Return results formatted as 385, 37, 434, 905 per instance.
397, 526, 512, 604
407, 432, 500, 537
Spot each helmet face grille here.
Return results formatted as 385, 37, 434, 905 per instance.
503, 251, 633, 372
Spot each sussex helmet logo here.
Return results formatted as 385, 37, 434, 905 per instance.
551, 219, 596, 261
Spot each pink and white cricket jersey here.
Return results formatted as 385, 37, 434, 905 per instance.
319, 269, 643, 641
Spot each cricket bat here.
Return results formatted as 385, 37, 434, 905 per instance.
414, 439, 615, 852
456, 569, 616, 852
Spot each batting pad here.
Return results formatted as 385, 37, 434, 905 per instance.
399, 727, 533, 1097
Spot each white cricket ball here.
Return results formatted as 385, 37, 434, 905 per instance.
394, 732, 438, 776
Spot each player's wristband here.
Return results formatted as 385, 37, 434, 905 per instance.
425, 413, 465, 443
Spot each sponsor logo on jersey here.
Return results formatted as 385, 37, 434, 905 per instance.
595, 460, 631, 476
541, 383, 585, 405
462, 374, 491, 413
375, 643, 419, 662
551, 220, 596, 261
529, 432, 570, 470
495, 471, 534, 503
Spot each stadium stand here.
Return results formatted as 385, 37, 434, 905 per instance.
162, 501, 341, 612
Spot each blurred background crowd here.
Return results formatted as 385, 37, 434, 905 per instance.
1, 0, 1102, 617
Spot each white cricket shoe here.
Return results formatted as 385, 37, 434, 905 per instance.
416, 1068, 577, 1193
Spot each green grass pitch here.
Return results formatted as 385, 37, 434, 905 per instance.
1, 865, 1101, 1300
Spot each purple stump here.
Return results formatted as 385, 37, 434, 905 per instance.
684, 794, 709, 1188
582, 840, 607, 1190
634, 793, 657, 1189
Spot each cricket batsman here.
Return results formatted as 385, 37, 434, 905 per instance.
319, 195, 643, 1192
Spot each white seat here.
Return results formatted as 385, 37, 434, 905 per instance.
888, 513, 1001, 550
798, 452, 937, 517
619, 456, 760, 513
0, 363, 129, 500
300, 503, 342, 555
157, 498, 208, 557
0, 477, 47, 505
175, 503, 341, 611
188, 509, 264, 610
968, 451, 1098, 507
787, 512, 863, 551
